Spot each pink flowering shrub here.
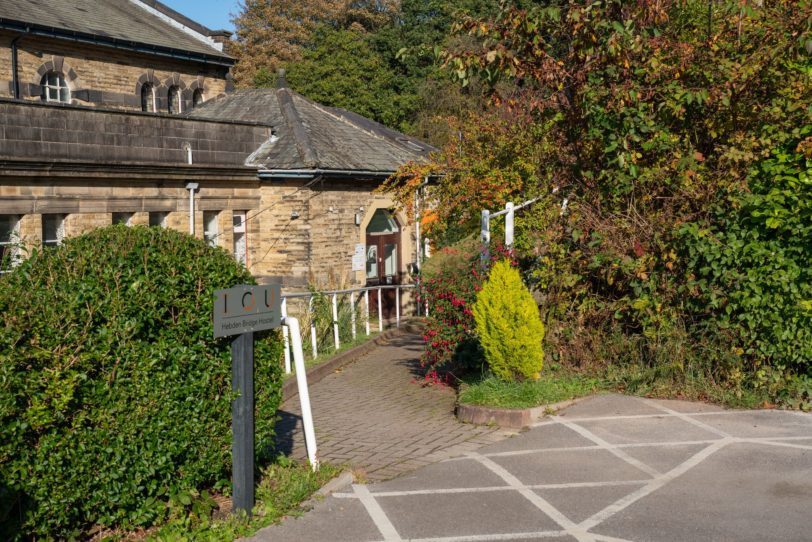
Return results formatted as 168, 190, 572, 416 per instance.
419, 241, 516, 377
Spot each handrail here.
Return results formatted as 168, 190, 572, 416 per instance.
281, 283, 416, 299
277, 283, 424, 371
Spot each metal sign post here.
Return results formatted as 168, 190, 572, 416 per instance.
213, 284, 282, 516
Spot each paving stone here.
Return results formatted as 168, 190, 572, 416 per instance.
274, 332, 511, 480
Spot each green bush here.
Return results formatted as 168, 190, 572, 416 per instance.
472, 259, 545, 381
0, 225, 284, 539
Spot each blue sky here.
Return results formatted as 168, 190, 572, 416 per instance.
163, 0, 241, 32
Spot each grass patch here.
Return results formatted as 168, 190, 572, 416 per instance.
101, 457, 340, 542
458, 369, 601, 409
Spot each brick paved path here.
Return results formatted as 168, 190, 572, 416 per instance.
273, 332, 513, 481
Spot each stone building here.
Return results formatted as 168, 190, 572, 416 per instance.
0, 0, 432, 293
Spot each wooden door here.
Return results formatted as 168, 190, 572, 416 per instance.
365, 210, 402, 320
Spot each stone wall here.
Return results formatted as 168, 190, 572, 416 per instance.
0, 32, 228, 110
253, 179, 416, 289
0, 100, 271, 167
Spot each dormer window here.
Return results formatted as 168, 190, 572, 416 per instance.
141, 83, 157, 112
192, 88, 204, 108
41, 71, 70, 103
168, 86, 181, 114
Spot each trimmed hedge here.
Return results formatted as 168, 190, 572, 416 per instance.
0, 226, 284, 539
473, 259, 545, 381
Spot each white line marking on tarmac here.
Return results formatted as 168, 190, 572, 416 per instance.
544, 409, 805, 425
354, 484, 402, 541
467, 452, 596, 542
552, 417, 662, 478
333, 480, 648, 499
590, 534, 636, 542
578, 438, 731, 532
744, 439, 812, 451
639, 398, 731, 438
405, 530, 571, 541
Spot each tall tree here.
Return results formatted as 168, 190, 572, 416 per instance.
230, 0, 398, 87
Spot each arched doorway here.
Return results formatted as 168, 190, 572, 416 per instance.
365, 209, 401, 320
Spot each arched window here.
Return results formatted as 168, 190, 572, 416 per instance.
40, 71, 70, 103
192, 88, 204, 108
167, 86, 181, 114
141, 83, 156, 112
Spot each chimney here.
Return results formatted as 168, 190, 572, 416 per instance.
276, 68, 288, 89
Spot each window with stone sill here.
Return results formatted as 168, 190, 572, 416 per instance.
0, 214, 20, 272
141, 83, 157, 113
168, 86, 182, 115
233, 211, 247, 265
193, 88, 204, 108
42, 214, 65, 248
40, 71, 70, 103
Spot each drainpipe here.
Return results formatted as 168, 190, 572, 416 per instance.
183, 144, 197, 236
10, 33, 24, 99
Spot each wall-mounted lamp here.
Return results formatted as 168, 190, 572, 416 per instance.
355, 206, 364, 226
290, 210, 300, 219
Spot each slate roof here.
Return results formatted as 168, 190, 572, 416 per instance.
0, 0, 230, 63
187, 87, 435, 175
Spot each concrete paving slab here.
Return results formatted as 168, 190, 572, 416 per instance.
535, 483, 646, 524
574, 416, 722, 445
369, 457, 509, 492
594, 442, 812, 542
477, 423, 597, 455
245, 496, 381, 542
620, 443, 709, 473
491, 448, 653, 485
556, 394, 664, 419
376, 490, 562, 539
691, 410, 812, 439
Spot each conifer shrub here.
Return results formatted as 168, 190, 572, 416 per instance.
0, 225, 283, 539
473, 259, 545, 381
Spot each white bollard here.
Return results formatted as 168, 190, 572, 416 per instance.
281, 298, 291, 374
309, 296, 318, 360
395, 286, 400, 328
505, 201, 514, 247
377, 287, 383, 332
332, 293, 340, 350
350, 291, 357, 340
283, 317, 319, 471
364, 289, 370, 335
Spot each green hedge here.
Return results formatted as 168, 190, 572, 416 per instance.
0, 226, 284, 539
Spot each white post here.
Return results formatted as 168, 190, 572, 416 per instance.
350, 291, 357, 340
364, 289, 370, 335
377, 287, 383, 332
395, 286, 400, 328
309, 296, 318, 360
283, 317, 319, 471
480, 209, 490, 265
332, 293, 340, 350
281, 298, 291, 374
505, 201, 515, 247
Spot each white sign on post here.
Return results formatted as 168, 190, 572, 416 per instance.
351, 243, 365, 271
